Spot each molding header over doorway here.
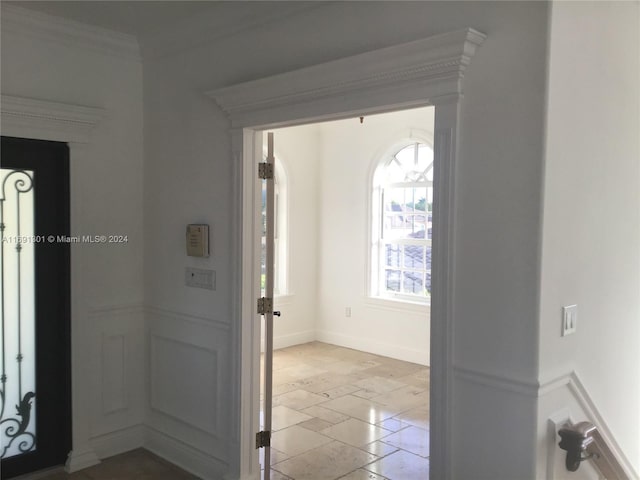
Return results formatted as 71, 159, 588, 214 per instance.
207, 28, 485, 128
1, 94, 105, 144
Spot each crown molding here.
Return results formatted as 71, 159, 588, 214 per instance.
207, 28, 486, 128
1, 5, 140, 61
1, 94, 105, 144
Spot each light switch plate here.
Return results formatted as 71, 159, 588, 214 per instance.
562, 304, 577, 336
186, 267, 215, 290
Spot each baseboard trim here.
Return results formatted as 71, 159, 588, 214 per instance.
64, 447, 101, 473
273, 329, 315, 350
316, 330, 429, 366
89, 424, 145, 459
145, 426, 229, 480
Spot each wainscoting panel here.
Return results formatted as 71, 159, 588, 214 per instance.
88, 304, 145, 442
150, 334, 218, 433
102, 334, 127, 414
146, 307, 231, 470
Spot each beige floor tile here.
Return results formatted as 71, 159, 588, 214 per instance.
273, 382, 301, 396
298, 373, 362, 394
380, 426, 430, 458
271, 425, 333, 457
324, 360, 379, 375
301, 405, 350, 424
361, 440, 399, 458
272, 405, 313, 431
365, 450, 429, 479
351, 389, 380, 399
362, 359, 424, 379
318, 384, 361, 400
260, 447, 290, 467
320, 418, 392, 448
370, 385, 428, 413
277, 363, 329, 380
376, 417, 412, 433
393, 404, 430, 430
338, 469, 389, 480
273, 441, 377, 480
320, 395, 400, 423
395, 368, 430, 389
354, 376, 407, 395
273, 389, 328, 409
298, 417, 334, 432
262, 469, 292, 480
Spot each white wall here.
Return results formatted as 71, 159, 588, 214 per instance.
269, 125, 321, 349
1, 6, 145, 462
143, 2, 550, 478
538, 1, 640, 477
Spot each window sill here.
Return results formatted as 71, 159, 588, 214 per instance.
365, 296, 430, 314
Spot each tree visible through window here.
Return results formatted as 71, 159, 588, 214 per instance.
372, 142, 433, 302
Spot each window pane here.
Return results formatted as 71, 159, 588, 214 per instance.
425, 272, 432, 295
404, 245, 424, 269
384, 214, 426, 240
384, 159, 405, 183
385, 270, 401, 292
403, 272, 423, 294
385, 244, 401, 267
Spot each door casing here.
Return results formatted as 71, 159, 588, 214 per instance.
209, 28, 485, 480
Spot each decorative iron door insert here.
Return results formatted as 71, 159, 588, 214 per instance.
1, 137, 71, 479
1, 168, 37, 459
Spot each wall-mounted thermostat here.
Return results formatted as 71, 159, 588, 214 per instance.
186, 224, 209, 257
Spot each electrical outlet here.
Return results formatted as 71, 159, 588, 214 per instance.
345, 307, 351, 317
562, 305, 577, 336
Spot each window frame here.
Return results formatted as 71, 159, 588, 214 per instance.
370, 137, 434, 305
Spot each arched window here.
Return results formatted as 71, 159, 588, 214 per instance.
371, 142, 433, 302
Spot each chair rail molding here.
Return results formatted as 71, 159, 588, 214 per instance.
208, 28, 485, 480
1, 93, 105, 473
540, 370, 638, 480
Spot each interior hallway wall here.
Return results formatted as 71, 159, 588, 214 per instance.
269, 125, 322, 349
537, 1, 640, 476
144, 2, 549, 477
1, 7, 145, 459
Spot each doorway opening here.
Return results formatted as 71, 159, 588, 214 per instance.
259, 107, 434, 479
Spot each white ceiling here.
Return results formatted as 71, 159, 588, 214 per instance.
4, 1, 318, 40
5, 1, 231, 36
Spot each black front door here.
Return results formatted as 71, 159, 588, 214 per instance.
1, 136, 71, 478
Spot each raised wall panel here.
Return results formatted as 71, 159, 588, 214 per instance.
102, 334, 127, 414
88, 305, 145, 440
146, 307, 230, 466
150, 334, 218, 434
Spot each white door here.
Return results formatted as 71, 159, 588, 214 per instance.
258, 132, 279, 480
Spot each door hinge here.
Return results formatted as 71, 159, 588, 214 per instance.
256, 430, 271, 449
257, 297, 273, 315
258, 162, 274, 180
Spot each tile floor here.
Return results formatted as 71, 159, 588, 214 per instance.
262, 342, 430, 480
15, 449, 197, 480
19, 343, 428, 480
